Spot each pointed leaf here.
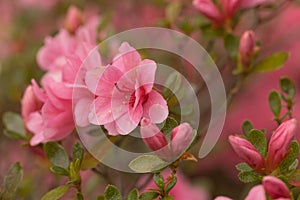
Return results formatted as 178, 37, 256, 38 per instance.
44, 142, 70, 169
129, 155, 168, 173
247, 129, 267, 157
251, 52, 289, 73
236, 162, 253, 172
2, 112, 27, 140
153, 173, 165, 190
280, 140, 299, 172
104, 185, 122, 200
242, 120, 253, 136
126, 188, 139, 200
280, 77, 295, 99
41, 185, 70, 200
269, 90, 282, 117
139, 192, 159, 200
238, 171, 261, 183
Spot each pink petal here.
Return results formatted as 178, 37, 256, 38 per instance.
245, 185, 266, 200
74, 97, 93, 127
170, 123, 193, 158
143, 90, 168, 124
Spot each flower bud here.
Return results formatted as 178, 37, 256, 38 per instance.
170, 123, 193, 158
263, 176, 290, 199
193, 0, 223, 24
65, 6, 83, 34
266, 119, 297, 172
229, 135, 265, 170
239, 30, 257, 67
140, 118, 168, 151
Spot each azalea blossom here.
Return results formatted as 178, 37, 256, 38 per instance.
85, 42, 169, 135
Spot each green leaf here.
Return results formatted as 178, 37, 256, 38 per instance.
166, 2, 182, 24
251, 52, 289, 73
238, 171, 260, 183
280, 77, 295, 99
41, 185, 70, 200
163, 71, 182, 99
104, 185, 122, 200
73, 142, 84, 165
162, 196, 174, 200
129, 155, 168, 173
2, 112, 27, 140
224, 34, 240, 58
268, 91, 282, 117
236, 162, 253, 172
44, 142, 70, 170
50, 166, 69, 176
165, 175, 177, 194
153, 173, 165, 190
77, 192, 84, 200
126, 188, 139, 200
139, 192, 159, 200
242, 120, 253, 136
247, 129, 267, 157
161, 117, 178, 140
80, 152, 99, 170
280, 140, 299, 172
0, 162, 23, 200
97, 196, 105, 200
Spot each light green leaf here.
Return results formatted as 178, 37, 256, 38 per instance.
246, 129, 267, 157
166, 2, 182, 24
129, 155, 168, 173
2, 112, 27, 140
126, 188, 139, 200
41, 185, 70, 200
280, 140, 299, 172
242, 120, 253, 136
0, 162, 23, 200
44, 142, 70, 169
50, 166, 69, 176
165, 175, 177, 194
236, 162, 253, 172
238, 171, 260, 183
268, 90, 282, 117
153, 173, 165, 190
251, 52, 289, 73
280, 77, 295, 99
104, 185, 122, 200
139, 192, 159, 200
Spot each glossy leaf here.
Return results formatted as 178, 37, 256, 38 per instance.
280, 77, 295, 99
44, 142, 70, 169
251, 52, 289, 73
269, 90, 282, 117
242, 120, 253, 136
104, 185, 122, 200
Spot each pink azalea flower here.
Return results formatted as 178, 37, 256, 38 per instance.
263, 176, 291, 199
85, 42, 168, 135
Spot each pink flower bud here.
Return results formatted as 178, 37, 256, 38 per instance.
266, 119, 297, 172
245, 185, 266, 200
229, 135, 265, 170
140, 118, 168, 151
239, 30, 256, 67
65, 6, 83, 33
263, 176, 290, 199
221, 0, 240, 18
193, 0, 224, 24
170, 123, 193, 158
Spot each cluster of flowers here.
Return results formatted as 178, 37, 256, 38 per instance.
20, 6, 174, 147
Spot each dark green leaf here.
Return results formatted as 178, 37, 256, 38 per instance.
139, 192, 159, 200
126, 188, 139, 200
161, 117, 178, 140
247, 129, 267, 157
50, 166, 69, 176
73, 142, 84, 166
77, 192, 84, 200
165, 176, 177, 194
104, 185, 122, 200
166, 2, 182, 24
153, 173, 165, 190
97, 196, 105, 200
2, 112, 27, 140
129, 155, 168, 173
224, 34, 240, 58
41, 185, 70, 200
280, 140, 299, 172
0, 162, 23, 200
238, 171, 260, 183
242, 120, 253, 136
44, 142, 70, 169
280, 77, 295, 99
236, 162, 253, 172
251, 52, 289, 73
269, 91, 282, 117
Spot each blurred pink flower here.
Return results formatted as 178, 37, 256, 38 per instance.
140, 118, 193, 161
193, 0, 269, 24
86, 42, 168, 135
65, 6, 83, 34
263, 176, 291, 199
215, 196, 233, 200
245, 185, 266, 200
266, 119, 297, 172
228, 135, 265, 171
239, 30, 257, 67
